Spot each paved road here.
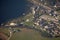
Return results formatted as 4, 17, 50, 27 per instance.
8, 30, 13, 40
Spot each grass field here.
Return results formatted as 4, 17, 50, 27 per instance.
10, 28, 60, 40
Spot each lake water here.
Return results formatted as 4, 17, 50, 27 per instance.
0, 0, 30, 24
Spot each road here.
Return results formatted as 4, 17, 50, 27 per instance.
7, 29, 13, 40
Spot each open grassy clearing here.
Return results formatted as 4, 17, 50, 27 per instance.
22, 13, 34, 26
10, 28, 60, 40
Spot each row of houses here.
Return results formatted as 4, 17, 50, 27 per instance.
34, 17, 60, 37
32, 5, 60, 37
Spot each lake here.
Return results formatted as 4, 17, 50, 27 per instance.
0, 0, 30, 24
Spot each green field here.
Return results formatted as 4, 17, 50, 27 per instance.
10, 28, 60, 40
